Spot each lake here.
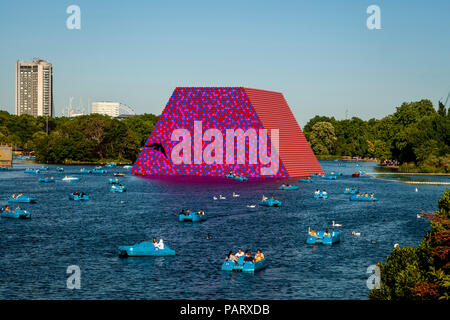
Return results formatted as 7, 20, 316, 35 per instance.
0, 160, 447, 299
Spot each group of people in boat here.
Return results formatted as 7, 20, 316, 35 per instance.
309, 228, 332, 238
345, 187, 357, 192
261, 195, 276, 201
354, 192, 375, 198
72, 191, 87, 197
152, 237, 165, 249
179, 209, 205, 216
280, 183, 295, 188
10, 193, 23, 199
225, 249, 265, 264
314, 189, 327, 196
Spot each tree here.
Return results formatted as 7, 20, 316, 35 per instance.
307, 122, 337, 155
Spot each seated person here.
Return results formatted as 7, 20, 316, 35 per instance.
4, 205, 10, 212
185, 209, 191, 215
365, 193, 369, 197
198, 209, 205, 215
179, 209, 185, 215
370, 193, 374, 198
345, 187, 349, 191
281, 184, 286, 187
243, 251, 253, 263
314, 189, 320, 195
235, 248, 244, 257
152, 238, 158, 246
11, 194, 16, 199
254, 249, 264, 262
18, 193, 23, 198
323, 229, 331, 237
225, 251, 237, 263
262, 195, 268, 201
309, 229, 320, 238
322, 189, 327, 195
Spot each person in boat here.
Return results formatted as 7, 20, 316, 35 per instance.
322, 189, 327, 196
309, 229, 320, 238
16, 205, 20, 210
156, 239, 164, 249
323, 229, 331, 237
185, 209, 191, 216
370, 193, 374, 198
4, 205, 10, 212
243, 250, 254, 264
345, 187, 349, 192
50, 176, 54, 179
179, 209, 185, 216
235, 248, 244, 258
281, 183, 286, 187
152, 238, 158, 246
225, 251, 238, 263
314, 189, 320, 195
198, 209, 205, 215
262, 195, 268, 201
17, 193, 23, 198
254, 249, 264, 262
11, 193, 16, 199
365, 193, 369, 197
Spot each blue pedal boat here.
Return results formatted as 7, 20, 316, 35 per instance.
259, 199, 282, 207
92, 169, 107, 174
350, 195, 378, 201
309, 173, 324, 178
109, 178, 120, 184
38, 177, 55, 183
8, 195, 37, 203
79, 169, 92, 174
1, 208, 31, 219
62, 176, 80, 181
221, 256, 268, 272
344, 188, 358, 194
298, 178, 314, 183
314, 192, 328, 199
226, 174, 248, 181
306, 231, 340, 245
69, 193, 89, 201
322, 175, 337, 180
24, 169, 40, 174
279, 185, 299, 190
56, 167, 64, 172
330, 172, 343, 176
179, 212, 207, 222
118, 241, 176, 257
110, 185, 126, 192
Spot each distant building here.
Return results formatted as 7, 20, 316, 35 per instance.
91, 101, 120, 117
15, 59, 53, 117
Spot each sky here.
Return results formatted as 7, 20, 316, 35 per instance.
0, 0, 449, 127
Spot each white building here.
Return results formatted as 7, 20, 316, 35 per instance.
15, 59, 53, 117
91, 101, 120, 117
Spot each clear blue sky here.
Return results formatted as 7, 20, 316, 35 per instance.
0, 0, 449, 126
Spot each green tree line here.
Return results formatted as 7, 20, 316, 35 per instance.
303, 100, 450, 172
0, 111, 158, 164
369, 189, 450, 300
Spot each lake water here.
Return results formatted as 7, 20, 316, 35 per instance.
0, 160, 447, 299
